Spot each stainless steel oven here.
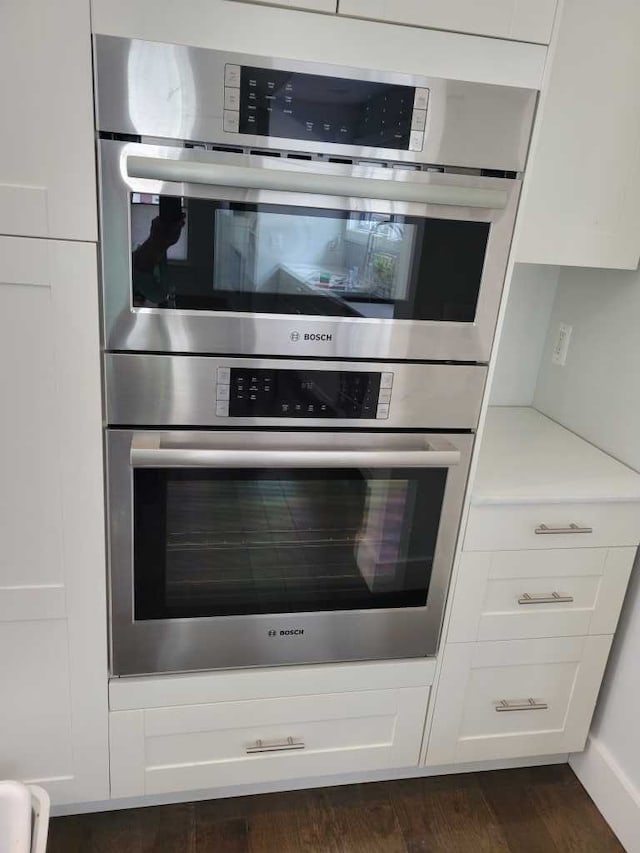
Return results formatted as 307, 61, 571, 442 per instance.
106, 357, 481, 676
95, 36, 536, 364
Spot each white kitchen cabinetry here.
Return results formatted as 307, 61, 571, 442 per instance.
108, 660, 433, 798
516, 0, 640, 268
337, 0, 557, 44
427, 408, 640, 767
0, 237, 108, 804
227, 0, 337, 11
0, 0, 96, 241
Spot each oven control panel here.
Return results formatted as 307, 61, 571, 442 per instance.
215, 367, 393, 419
223, 63, 428, 153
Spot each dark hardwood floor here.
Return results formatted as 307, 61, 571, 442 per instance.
48, 765, 623, 852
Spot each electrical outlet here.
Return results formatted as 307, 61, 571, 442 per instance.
552, 322, 572, 366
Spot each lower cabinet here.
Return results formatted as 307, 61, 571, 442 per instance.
110, 685, 429, 797
427, 635, 611, 766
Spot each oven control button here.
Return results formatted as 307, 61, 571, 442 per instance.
216, 384, 230, 401
217, 367, 231, 384
378, 389, 392, 404
216, 401, 230, 417
223, 110, 240, 133
409, 130, 424, 152
376, 404, 390, 419
224, 87, 240, 110
224, 64, 241, 88
411, 109, 427, 132
414, 87, 430, 111
380, 372, 394, 389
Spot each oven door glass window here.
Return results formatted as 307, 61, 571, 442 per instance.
133, 467, 448, 620
130, 194, 489, 322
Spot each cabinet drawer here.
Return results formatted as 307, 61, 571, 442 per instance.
226, 0, 337, 11
448, 548, 635, 642
110, 686, 429, 798
465, 502, 640, 552
427, 636, 611, 766
337, 0, 557, 44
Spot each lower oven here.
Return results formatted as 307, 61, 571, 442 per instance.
105, 357, 481, 676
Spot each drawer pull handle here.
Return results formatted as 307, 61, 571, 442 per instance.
246, 736, 305, 754
496, 698, 548, 712
535, 523, 593, 535
518, 592, 574, 605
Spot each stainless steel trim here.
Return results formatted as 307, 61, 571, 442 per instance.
106, 429, 474, 675
129, 433, 461, 469
246, 737, 305, 754
496, 698, 549, 712
126, 155, 508, 209
518, 592, 574, 605
94, 35, 537, 171
105, 355, 486, 430
534, 523, 594, 535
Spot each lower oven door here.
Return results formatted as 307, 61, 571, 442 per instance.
107, 430, 473, 675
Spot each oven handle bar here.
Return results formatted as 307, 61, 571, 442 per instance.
129, 436, 461, 469
126, 155, 508, 210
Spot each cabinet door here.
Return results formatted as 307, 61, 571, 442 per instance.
227, 0, 337, 11
0, 0, 96, 241
427, 636, 611, 765
516, 0, 640, 268
0, 237, 108, 803
110, 686, 429, 798
337, 0, 557, 44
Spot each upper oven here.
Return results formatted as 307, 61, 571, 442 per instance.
95, 36, 536, 364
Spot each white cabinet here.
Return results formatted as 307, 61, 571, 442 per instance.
516, 0, 640, 269
226, 0, 337, 11
427, 636, 611, 765
0, 0, 96, 241
108, 660, 433, 798
426, 409, 640, 769
0, 237, 108, 804
337, 0, 557, 44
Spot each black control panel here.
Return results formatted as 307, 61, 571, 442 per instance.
238, 67, 414, 150
228, 368, 382, 418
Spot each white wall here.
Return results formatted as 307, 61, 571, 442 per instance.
534, 266, 640, 471
489, 264, 559, 406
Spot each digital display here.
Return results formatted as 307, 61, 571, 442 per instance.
228, 368, 381, 418
238, 67, 414, 150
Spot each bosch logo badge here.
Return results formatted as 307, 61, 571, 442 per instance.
290, 331, 333, 343
267, 628, 305, 637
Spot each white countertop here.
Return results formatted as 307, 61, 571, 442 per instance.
472, 407, 640, 505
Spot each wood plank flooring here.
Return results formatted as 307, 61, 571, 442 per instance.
48, 765, 623, 853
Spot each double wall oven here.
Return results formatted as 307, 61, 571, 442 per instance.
96, 36, 536, 676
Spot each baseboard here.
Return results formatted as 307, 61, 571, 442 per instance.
571, 736, 640, 853
52, 753, 568, 816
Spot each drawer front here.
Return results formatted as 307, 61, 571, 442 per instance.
448, 548, 635, 642
465, 502, 640, 552
110, 686, 429, 798
426, 636, 611, 766
337, 0, 557, 44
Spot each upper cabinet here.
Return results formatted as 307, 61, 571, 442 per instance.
516, 0, 640, 269
337, 0, 558, 44
0, 0, 97, 242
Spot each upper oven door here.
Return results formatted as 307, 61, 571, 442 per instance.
100, 140, 520, 362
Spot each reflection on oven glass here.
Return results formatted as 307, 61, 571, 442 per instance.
129, 194, 489, 321
133, 468, 448, 620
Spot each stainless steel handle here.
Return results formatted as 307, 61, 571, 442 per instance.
518, 592, 575, 606
535, 523, 593, 535
127, 155, 508, 210
130, 435, 461, 469
246, 736, 305, 754
496, 698, 548, 713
